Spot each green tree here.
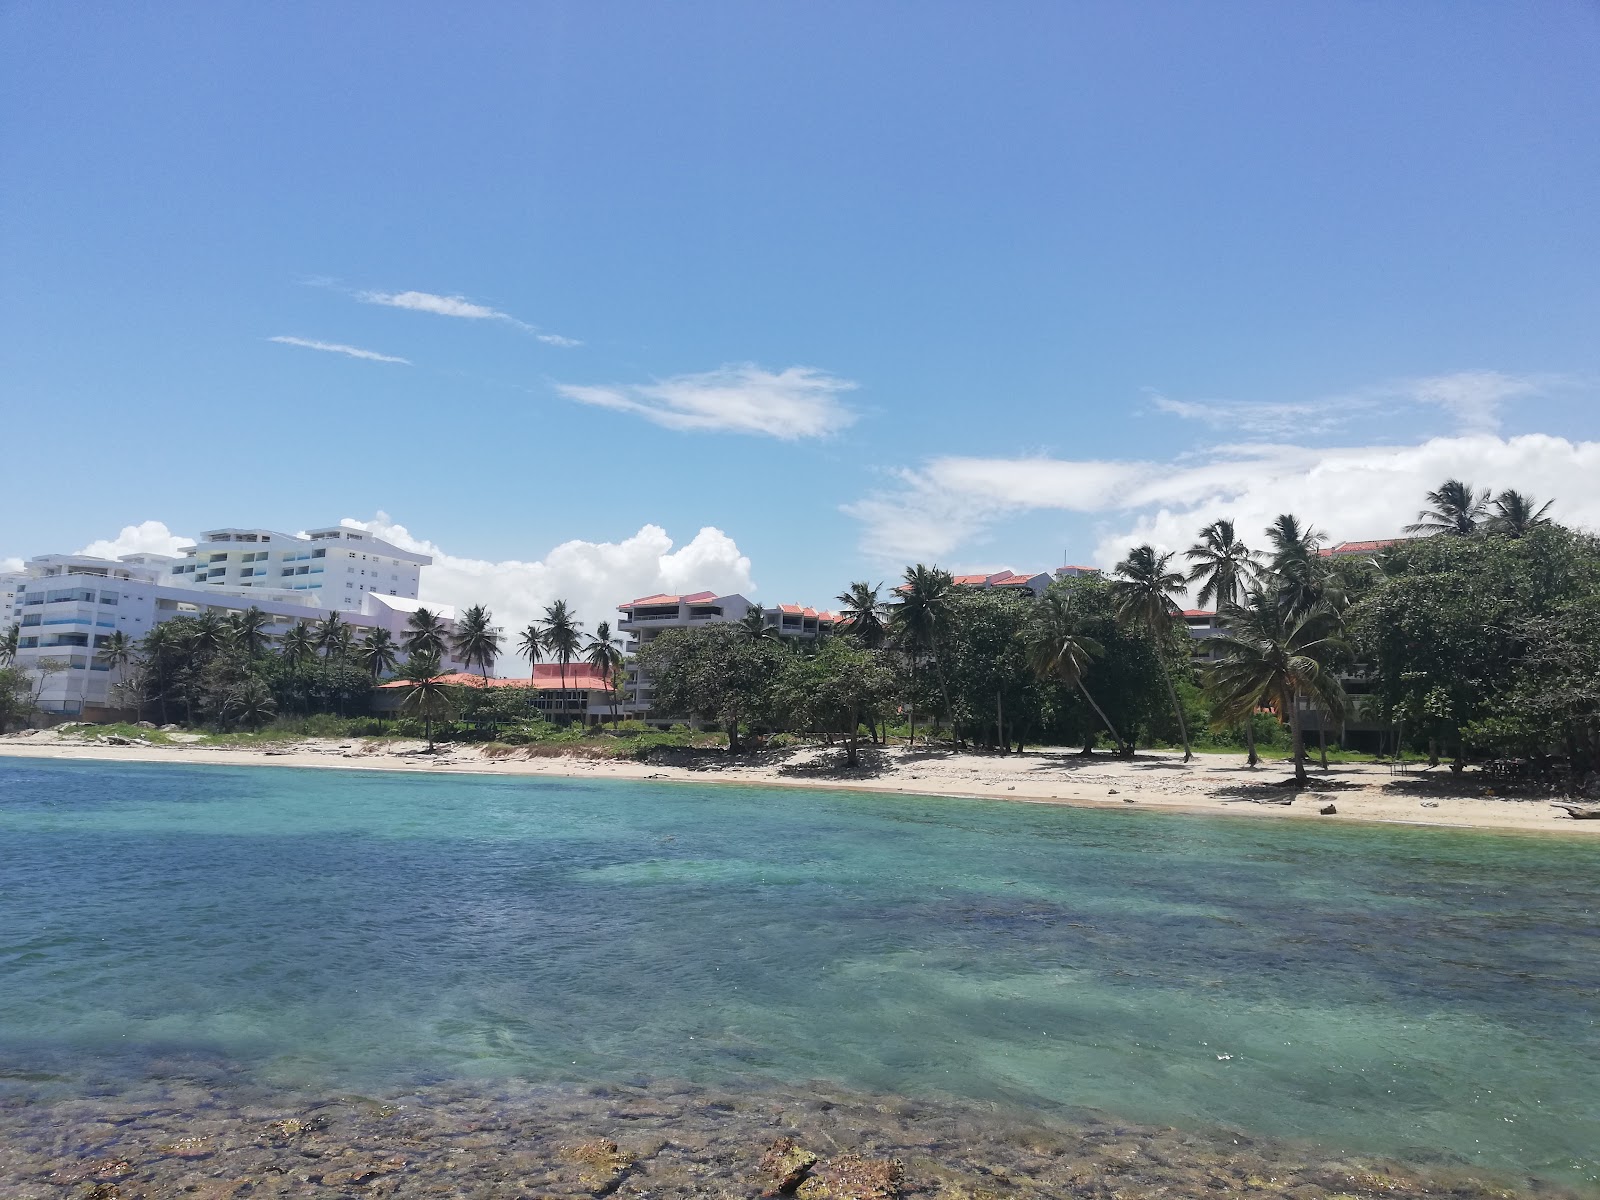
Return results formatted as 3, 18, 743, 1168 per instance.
1264, 514, 1328, 616
314, 611, 350, 660
584, 620, 625, 725
739, 606, 780, 642
281, 621, 316, 665
404, 607, 449, 660
228, 607, 270, 657
222, 678, 277, 730
1111, 544, 1193, 761
1026, 590, 1126, 753
1185, 519, 1257, 610
0, 665, 32, 732
1486, 489, 1553, 538
396, 652, 454, 751
1209, 592, 1348, 786
358, 627, 400, 679
451, 604, 501, 683
772, 639, 899, 767
836, 581, 889, 649
1405, 478, 1490, 537
0, 623, 19, 666
891, 564, 954, 744
637, 623, 782, 753
540, 600, 583, 700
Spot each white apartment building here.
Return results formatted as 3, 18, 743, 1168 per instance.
615, 591, 838, 722
6, 523, 468, 717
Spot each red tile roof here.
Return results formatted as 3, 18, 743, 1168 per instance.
1057, 564, 1099, 572
1318, 538, 1408, 557
379, 665, 612, 691
1182, 609, 1217, 618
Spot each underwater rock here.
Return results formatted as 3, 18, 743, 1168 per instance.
760, 1136, 820, 1194
797, 1152, 905, 1200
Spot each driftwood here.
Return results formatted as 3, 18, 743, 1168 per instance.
1552, 804, 1600, 820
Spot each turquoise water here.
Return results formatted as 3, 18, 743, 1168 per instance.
2, 757, 1597, 1186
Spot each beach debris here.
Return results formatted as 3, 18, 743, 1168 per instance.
1552, 804, 1600, 820
760, 1136, 820, 1194
1216, 1054, 1232, 1060
797, 1153, 904, 1200
103, 735, 133, 746
1421, 801, 1439, 808
1107, 788, 1118, 794
1319, 804, 1337, 815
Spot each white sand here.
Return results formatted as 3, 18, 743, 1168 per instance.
3, 730, 1596, 836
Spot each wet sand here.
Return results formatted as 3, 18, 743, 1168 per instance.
3, 1071, 1583, 1200
4, 732, 1596, 836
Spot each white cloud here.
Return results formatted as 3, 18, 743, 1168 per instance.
557, 363, 858, 440
1, 556, 22, 575
847, 435, 1600, 571
77, 521, 194, 560
358, 288, 581, 346
269, 336, 410, 365
1150, 370, 1565, 439
339, 513, 756, 662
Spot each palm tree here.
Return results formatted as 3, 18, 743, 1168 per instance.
891, 564, 955, 745
1111, 544, 1192, 761
98, 629, 137, 717
451, 604, 501, 683
281, 621, 316, 665
1185, 519, 1257, 611
403, 607, 449, 660
313, 611, 349, 660
229, 606, 270, 658
190, 610, 231, 661
358, 627, 400, 680
1405, 479, 1489, 537
739, 606, 779, 642
1025, 592, 1126, 754
1264, 514, 1328, 617
539, 600, 582, 700
1, 622, 20, 666
1208, 592, 1348, 786
396, 652, 454, 752
222, 679, 277, 731
1486, 489, 1553, 537
836, 581, 889, 649
584, 620, 626, 726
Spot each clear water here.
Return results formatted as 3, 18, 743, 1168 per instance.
2, 756, 1597, 1186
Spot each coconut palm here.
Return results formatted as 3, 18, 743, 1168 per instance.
1486, 489, 1553, 537
229, 606, 270, 657
404, 607, 449, 659
451, 604, 501, 683
358, 627, 400, 680
1263, 514, 1329, 617
1111, 544, 1192, 761
891, 564, 955, 745
539, 600, 583, 697
1025, 592, 1126, 754
313, 611, 349, 659
1185, 519, 1257, 611
1, 622, 21, 666
222, 678, 277, 731
97, 629, 137, 717
1405, 479, 1489, 537
281, 621, 316, 665
396, 652, 454, 752
1208, 592, 1348, 786
584, 620, 626, 726
189, 610, 231, 661
836, 581, 889, 649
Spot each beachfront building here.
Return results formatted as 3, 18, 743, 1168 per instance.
1181, 609, 1224, 661
374, 664, 615, 725
5, 523, 470, 717
951, 570, 1054, 598
615, 590, 839, 723
1054, 564, 1101, 580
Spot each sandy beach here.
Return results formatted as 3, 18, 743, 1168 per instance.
4, 730, 1595, 836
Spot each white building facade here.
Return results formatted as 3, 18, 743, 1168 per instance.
6, 524, 468, 717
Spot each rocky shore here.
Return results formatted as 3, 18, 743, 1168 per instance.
2, 1073, 1583, 1200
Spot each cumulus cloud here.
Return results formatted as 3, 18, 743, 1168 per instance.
339, 513, 756, 660
358, 288, 581, 346
78, 521, 194, 561
269, 336, 410, 364
557, 364, 858, 440
847, 435, 1600, 570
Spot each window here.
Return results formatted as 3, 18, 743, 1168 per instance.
19, 636, 37, 648
99, 592, 117, 605
311, 549, 326, 559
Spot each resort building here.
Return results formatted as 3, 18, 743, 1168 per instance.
374, 664, 616, 725
5, 523, 468, 717
1182, 609, 1223, 661
615, 591, 839, 723
950, 570, 1054, 597
1054, 564, 1101, 579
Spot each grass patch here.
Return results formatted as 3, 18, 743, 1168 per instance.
55, 722, 174, 745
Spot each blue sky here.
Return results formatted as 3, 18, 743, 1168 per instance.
3, 3, 1598, 631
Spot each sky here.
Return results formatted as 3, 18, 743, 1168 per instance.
3, 2, 1598, 641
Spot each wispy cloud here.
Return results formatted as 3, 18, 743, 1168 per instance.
269, 335, 410, 365
557, 364, 858, 440
1150, 370, 1566, 439
358, 288, 582, 347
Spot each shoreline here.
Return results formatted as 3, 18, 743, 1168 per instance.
4, 735, 1596, 837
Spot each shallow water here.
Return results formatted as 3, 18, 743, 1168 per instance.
2, 756, 1597, 1193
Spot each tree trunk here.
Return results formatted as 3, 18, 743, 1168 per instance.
1318, 725, 1328, 771
1289, 693, 1307, 785
907, 657, 917, 747
1078, 682, 1125, 755
845, 703, 859, 768
1245, 715, 1258, 767
1159, 664, 1192, 761
996, 691, 1005, 755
